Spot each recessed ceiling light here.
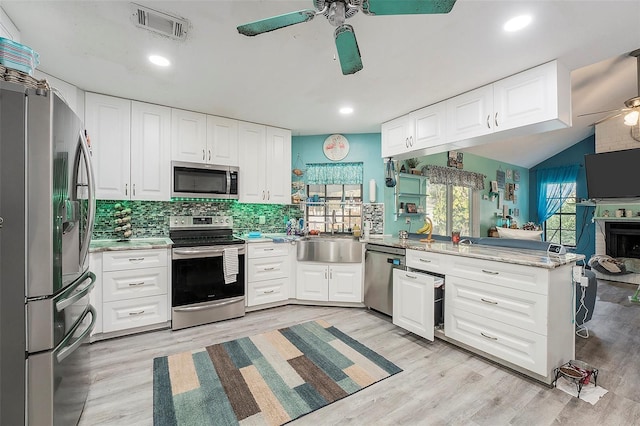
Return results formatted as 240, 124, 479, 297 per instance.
149, 55, 171, 67
503, 15, 532, 32
339, 106, 354, 115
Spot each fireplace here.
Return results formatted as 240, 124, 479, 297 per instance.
605, 222, 640, 259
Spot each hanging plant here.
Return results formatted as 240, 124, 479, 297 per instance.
292, 153, 305, 176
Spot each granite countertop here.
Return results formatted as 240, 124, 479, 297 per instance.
363, 237, 585, 269
243, 233, 300, 243
90, 237, 174, 253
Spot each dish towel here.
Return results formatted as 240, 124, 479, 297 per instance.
223, 247, 239, 284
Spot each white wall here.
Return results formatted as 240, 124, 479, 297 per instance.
0, 7, 19, 41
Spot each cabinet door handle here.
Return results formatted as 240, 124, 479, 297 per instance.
202, 149, 205, 161
128, 281, 145, 287
481, 269, 499, 275
486, 114, 491, 129
481, 332, 498, 340
405, 137, 409, 148
263, 267, 275, 271
128, 310, 145, 316
330, 270, 333, 279
208, 150, 211, 161
262, 190, 265, 200
133, 183, 136, 196
325, 271, 328, 279
263, 289, 275, 294
481, 298, 498, 305
494, 112, 499, 128
263, 248, 274, 251
267, 190, 270, 200
419, 258, 431, 263
125, 183, 128, 196
410, 136, 414, 147
405, 273, 417, 279
128, 257, 145, 262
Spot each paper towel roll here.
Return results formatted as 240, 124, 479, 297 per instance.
369, 179, 376, 203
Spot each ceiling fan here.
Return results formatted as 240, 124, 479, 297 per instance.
236, 0, 457, 75
579, 48, 640, 136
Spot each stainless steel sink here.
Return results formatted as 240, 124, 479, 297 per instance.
297, 236, 363, 263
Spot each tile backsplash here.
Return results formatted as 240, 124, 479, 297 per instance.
93, 200, 304, 240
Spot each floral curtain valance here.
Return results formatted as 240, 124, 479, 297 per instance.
305, 162, 363, 185
424, 165, 486, 190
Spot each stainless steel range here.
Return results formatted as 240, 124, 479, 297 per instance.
169, 216, 246, 330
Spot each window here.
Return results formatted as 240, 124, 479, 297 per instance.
544, 182, 576, 246
426, 183, 475, 236
306, 184, 362, 233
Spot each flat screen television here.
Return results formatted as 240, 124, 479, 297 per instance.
585, 148, 640, 199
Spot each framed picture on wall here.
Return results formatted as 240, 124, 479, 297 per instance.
405, 203, 417, 213
506, 169, 513, 179
514, 170, 520, 182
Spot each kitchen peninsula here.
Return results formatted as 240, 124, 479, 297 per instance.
366, 236, 584, 385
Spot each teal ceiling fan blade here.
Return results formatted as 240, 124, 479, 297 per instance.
237, 9, 317, 36
334, 24, 363, 75
361, 0, 457, 16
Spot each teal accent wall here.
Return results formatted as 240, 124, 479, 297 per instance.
529, 135, 595, 259
383, 152, 529, 238
291, 133, 384, 203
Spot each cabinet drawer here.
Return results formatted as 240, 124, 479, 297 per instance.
406, 249, 451, 274
248, 243, 289, 258
445, 309, 547, 376
247, 278, 289, 307
103, 267, 168, 302
248, 256, 289, 282
102, 295, 168, 332
448, 256, 548, 295
446, 275, 547, 335
102, 249, 167, 271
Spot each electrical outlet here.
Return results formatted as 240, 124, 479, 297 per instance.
580, 276, 589, 287
405, 217, 411, 225
572, 265, 583, 282
258, 216, 266, 225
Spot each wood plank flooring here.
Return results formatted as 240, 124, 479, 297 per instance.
79, 279, 640, 425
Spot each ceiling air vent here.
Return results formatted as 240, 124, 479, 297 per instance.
131, 3, 189, 40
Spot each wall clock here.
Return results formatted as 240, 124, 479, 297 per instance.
323, 134, 349, 161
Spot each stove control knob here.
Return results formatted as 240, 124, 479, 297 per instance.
225, 218, 230, 224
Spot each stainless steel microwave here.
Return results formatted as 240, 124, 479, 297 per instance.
171, 161, 239, 199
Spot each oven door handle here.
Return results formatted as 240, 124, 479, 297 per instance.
173, 296, 245, 312
172, 247, 245, 259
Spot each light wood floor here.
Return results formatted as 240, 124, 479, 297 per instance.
79, 280, 640, 425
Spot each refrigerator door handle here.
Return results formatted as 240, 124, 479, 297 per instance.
55, 305, 96, 363
77, 130, 96, 265
55, 271, 96, 312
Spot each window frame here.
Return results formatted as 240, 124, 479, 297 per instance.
426, 183, 480, 237
543, 182, 576, 247
305, 184, 363, 233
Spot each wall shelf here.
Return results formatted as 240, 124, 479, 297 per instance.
394, 172, 428, 220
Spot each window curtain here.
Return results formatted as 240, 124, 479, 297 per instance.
424, 165, 486, 190
305, 162, 363, 185
535, 164, 579, 224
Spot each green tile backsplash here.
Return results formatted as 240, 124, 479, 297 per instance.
92, 200, 305, 240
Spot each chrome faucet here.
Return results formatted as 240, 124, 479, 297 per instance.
325, 210, 337, 235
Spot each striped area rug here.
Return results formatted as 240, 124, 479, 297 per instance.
153, 319, 402, 425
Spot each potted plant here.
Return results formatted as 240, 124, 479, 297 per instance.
405, 158, 420, 174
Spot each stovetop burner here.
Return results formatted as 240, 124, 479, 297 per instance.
169, 215, 245, 248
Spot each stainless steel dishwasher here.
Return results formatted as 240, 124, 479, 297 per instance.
364, 243, 405, 316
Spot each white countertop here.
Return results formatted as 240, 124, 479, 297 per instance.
90, 237, 174, 252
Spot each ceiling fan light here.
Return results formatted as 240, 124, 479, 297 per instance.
624, 110, 639, 126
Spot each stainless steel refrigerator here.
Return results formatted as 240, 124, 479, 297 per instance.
0, 80, 96, 425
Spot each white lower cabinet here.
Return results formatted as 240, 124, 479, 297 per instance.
247, 243, 291, 307
90, 248, 170, 338
296, 263, 362, 303
392, 269, 435, 341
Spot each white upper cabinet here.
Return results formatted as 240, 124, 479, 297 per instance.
382, 99, 447, 159
493, 60, 570, 132
171, 109, 207, 163
206, 115, 238, 166
171, 109, 239, 167
85, 93, 131, 200
238, 122, 291, 204
447, 60, 571, 142
130, 101, 171, 201
445, 84, 494, 142
382, 60, 570, 158
86, 94, 170, 201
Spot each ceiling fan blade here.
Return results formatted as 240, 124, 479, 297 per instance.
361, 0, 457, 16
334, 24, 363, 75
237, 9, 317, 36
593, 112, 623, 125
